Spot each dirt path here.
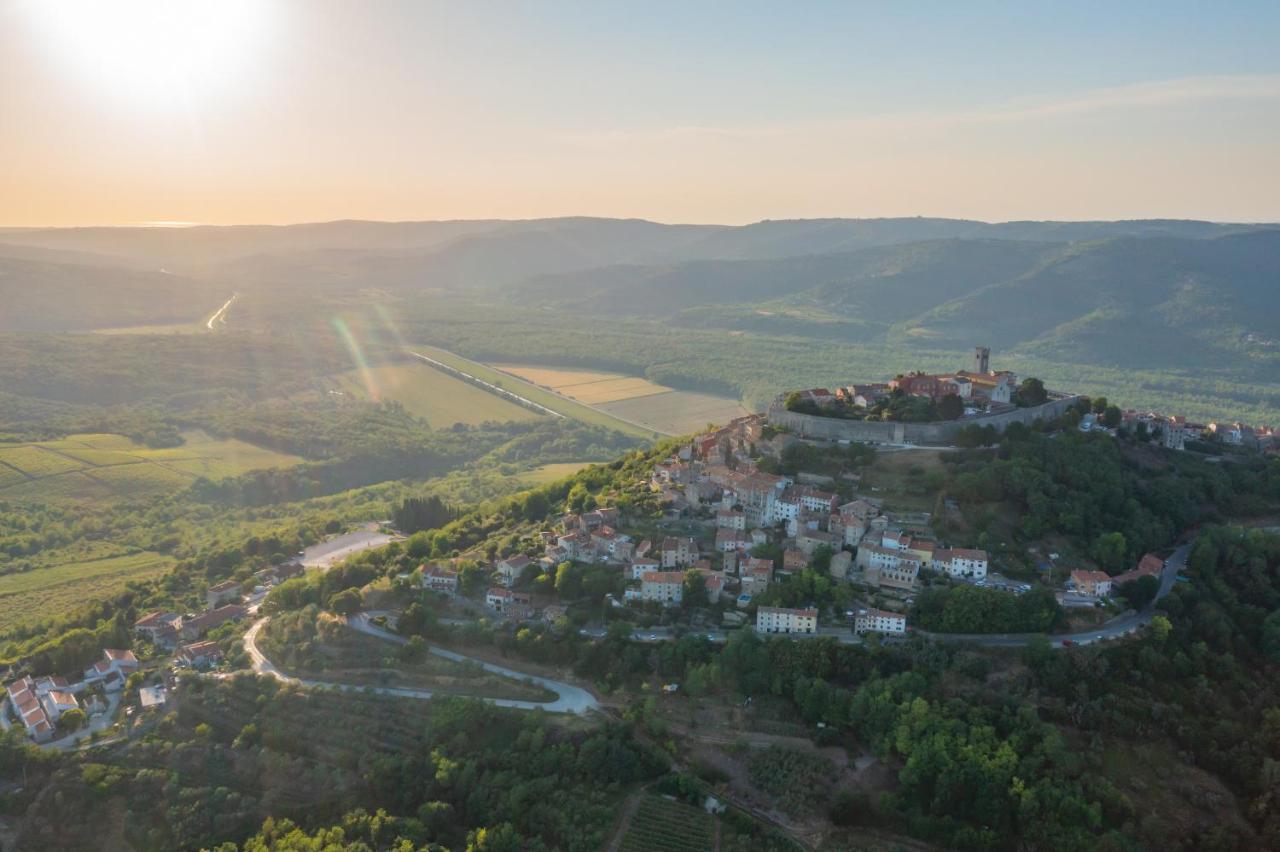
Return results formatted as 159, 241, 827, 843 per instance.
604, 790, 642, 852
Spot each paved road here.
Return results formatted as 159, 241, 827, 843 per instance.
205, 292, 237, 331
579, 544, 1193, 652
921, 542, 1191, 648
301, 528, 402, 569
243, 616, 598, 714
578, 624, 863, 645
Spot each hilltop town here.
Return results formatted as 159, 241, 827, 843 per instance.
773, 346, 1278, 453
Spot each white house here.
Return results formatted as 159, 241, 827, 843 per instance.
495, 555, 534, 587
660, 537, 698, 568
41, 689, 80, 720
421, 564, 460, 593
854, 608, 906, 635
755, 606, 818, 635
715, 510, 746, 531
83, 649, 139, 685
932, 548, 989, 580
6, 677, 59, 742
486, 587, 533, 616
629, 557, 661, 580
640, 570, 685, 605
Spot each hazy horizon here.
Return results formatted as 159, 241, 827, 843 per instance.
3, 1, 1280, 227
5, 212, 1280, 232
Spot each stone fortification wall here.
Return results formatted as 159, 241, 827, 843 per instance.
768, 396, 1082, 445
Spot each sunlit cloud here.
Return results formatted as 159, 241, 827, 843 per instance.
556, 74, 1280, 146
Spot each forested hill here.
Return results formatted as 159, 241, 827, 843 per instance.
518, 230, 1280, 376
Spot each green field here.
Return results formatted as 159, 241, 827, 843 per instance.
0, 430, 304, 503
330, 361, 540, 427
619, 795, 715, 852
515, 461, 595, 486
411, 346, 661, 440
0, 445, 84, 477
0, 551, 174, 635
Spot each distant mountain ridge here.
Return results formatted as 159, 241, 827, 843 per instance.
0, 216, 1275, 381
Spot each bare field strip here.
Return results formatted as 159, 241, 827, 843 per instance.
331, 362, 540, 426
598, 391, 749, 437
413, 348, 658, 439
492, 364, 671, 404
557, 377, 672, 404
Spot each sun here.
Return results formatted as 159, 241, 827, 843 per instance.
24, 0, 271, 109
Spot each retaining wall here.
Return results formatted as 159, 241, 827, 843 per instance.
768, 395, 1082, 445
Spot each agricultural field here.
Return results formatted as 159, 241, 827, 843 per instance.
493, 364, 671, 404
489, 359, 748, 436
0, 551, 174, 635
0, 431, 303, 503
0, 445, 84, 478
618, 795, 715, 852
328, 361, 540, 427
410, 346, 659, 440
598, 391, 749, 437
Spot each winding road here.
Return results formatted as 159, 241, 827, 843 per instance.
205, 293, 237, 331
919, 541, 1190, 648
242, 615, 598, 714
576, 543, 1193, 651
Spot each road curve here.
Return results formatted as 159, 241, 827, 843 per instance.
920, 542, 1192, 648
242, 615, 599, 714
205, 293, 237, 331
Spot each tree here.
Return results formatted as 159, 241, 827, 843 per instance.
1149, 614, 1172, 642
1263, 610, 1280, 662
466, 823, 521, 852
58, 707, 87, 733
682, 568, 708, 609
398, 635, 427, 662
1092, 532, 1128, 572
1018, 378, 1048, 406
1103, 405, 1122, 429
1091, 396, 1108, 414
938, 393, 964, 420
555, 561, 585, 600
327, 588, 363, 615
458, 561, 488, 598
1117, 575, 1159, 609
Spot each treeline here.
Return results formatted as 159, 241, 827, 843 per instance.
393, 495, 458, 534
910, 585, 1064, 634
189, 407, 637, 507
944, 421, 1280, 569
10, 680, 665, 851
397, 299, 1280, 423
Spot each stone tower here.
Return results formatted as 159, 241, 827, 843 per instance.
974, 346, 990, 375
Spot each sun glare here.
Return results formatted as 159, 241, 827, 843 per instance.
26, 0, 270, 108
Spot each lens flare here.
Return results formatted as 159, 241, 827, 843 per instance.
332, 317, 380, 402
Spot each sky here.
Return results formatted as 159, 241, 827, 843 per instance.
2, 0, 1280, 227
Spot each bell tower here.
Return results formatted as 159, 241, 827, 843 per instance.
974, 346, 990, 375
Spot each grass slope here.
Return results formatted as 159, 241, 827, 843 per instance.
0, 551, 174, 634
329, 361, 539, 426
